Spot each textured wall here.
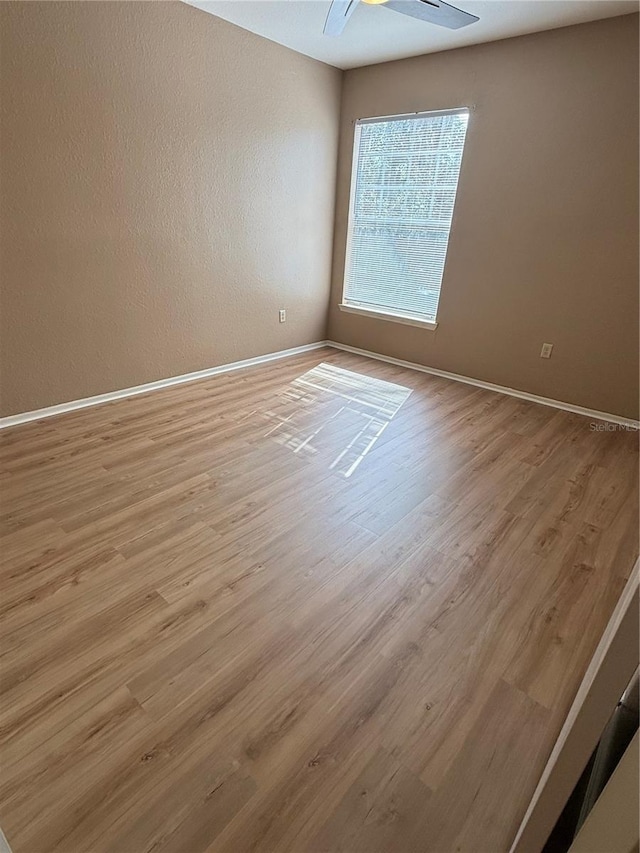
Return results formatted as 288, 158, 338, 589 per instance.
2, 7, 637, 419
0, 1, 341, 416
328, 15, 639, 419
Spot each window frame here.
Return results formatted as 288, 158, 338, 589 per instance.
339, 107, 471, 331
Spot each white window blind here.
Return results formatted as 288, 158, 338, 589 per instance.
342, 108, 469, 324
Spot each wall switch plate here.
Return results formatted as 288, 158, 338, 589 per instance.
279, 309, 286, 323
540, 343, 553, 359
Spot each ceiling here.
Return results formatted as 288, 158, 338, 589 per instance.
183, 0, 638, 69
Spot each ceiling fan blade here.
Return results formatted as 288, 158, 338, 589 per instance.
383, 0, 478, 29
323, 0, 359, 36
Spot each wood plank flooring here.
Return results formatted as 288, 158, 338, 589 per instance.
0, 348, 638, 853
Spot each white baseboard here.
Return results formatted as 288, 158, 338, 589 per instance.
2, 338, 637, 430
0, 826, 12, 853
326, 341, 640, 428
0, 342, 330, 430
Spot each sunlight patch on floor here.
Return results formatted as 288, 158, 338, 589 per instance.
262, 363, 412, 477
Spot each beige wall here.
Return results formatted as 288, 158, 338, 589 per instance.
0, 1, 340, 416
2, 8, 638, 419
328, 15, 639, 419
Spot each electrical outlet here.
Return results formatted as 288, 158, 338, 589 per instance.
279, 309, 286, 324
540, 343, 553, 359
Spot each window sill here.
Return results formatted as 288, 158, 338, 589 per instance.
338, 304, 438, 330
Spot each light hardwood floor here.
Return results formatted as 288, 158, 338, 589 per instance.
0, 348, 638, 853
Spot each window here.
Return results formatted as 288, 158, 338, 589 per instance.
341, 108, 469, 328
